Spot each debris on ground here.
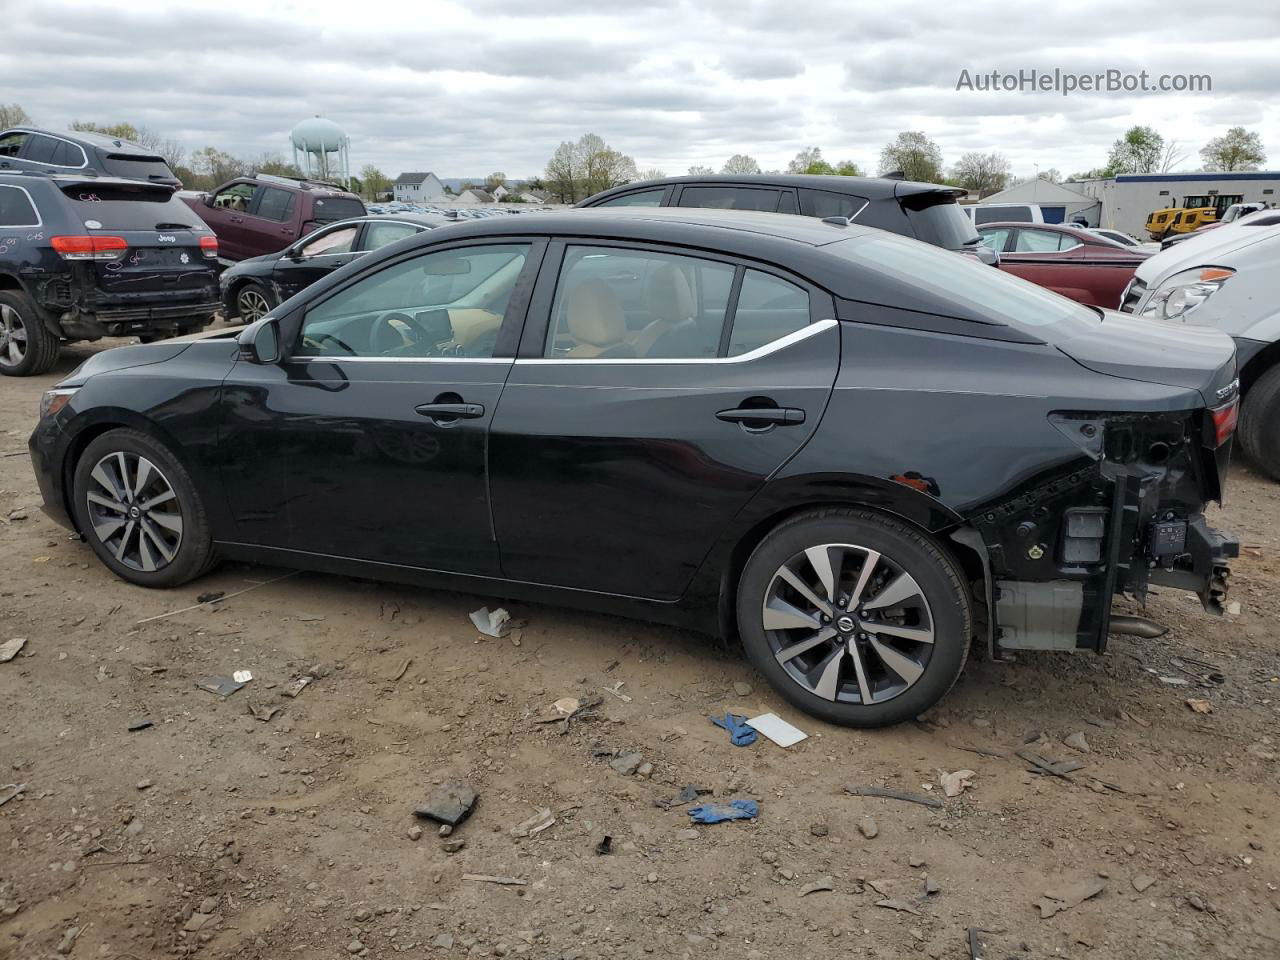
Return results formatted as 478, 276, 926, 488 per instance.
196, 591, 225, 604
509, 807, 555, 839
602, 680, 632, 702
688, 798, 758, 823
609, 751, 644, 776
924, 874, 940, 895
415, 782, 478, 826
594, 834, 613, 855
281, 675, 313, 698
295, 613, 325, 622
1016, 750, 1082, 781
1063, 731, 1091, 753
710, 712, 757, 746
844, 785, 944, 809
657, 784, 702, 809
1132, 874, 1156, 893
247, 702, 280, 722
54, 926, 81, 955
195, 675, 248, 698
858, 817, 879, 839
232, 669, 252, 683
876, 898, 922, 916
1186, 698, 1213, 714
810, 822, 829, 837
0, 637, 27, 662
0, 783, 26, 807
799, 876, 833, 897
1158, 676, 1191, 686
461, 874, 527, 886
470, 606, 512, 638
127, 718, 153, 732
941, 769, 976, 798
388, 658, 412, 682
1034, 877, 1106, 918
745, 712, 807, 747
733, 681, 753, 697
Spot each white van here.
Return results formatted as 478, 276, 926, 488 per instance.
963, 203, 1046, 225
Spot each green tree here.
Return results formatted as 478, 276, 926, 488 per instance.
832, 159, 862, 176
252, 153, 305, 179
360, 165, 390, 199
1106, 125, 1165, 175
485, 171, 507, 191
1200, 127, 1266, 172
544, 141, 579, 203
189, 147, 245, 190
0, 103, 31, 128
878, 132, 944, 182
721, 154, 761, 175
542, 134, 637, 202
952, 151, 1011, 198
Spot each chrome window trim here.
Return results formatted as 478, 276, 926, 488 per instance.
522, 318, 837, 365
0, 184, 44, 228
287, 355, 511, 364
844, 198, 871, 221
10, 130, 89, 169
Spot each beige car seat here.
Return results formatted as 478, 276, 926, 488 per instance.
633, 263, 698, 358
565, 280, 635, 358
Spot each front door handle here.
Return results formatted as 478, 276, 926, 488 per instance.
415, 402, 485, 420
716, 406, 805, 426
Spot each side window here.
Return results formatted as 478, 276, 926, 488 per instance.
361, 221, 419, 250
297, 243, 530, 359
49, 139, 83, 166
0, 186, 39, 227
1014, 229, 1067, 253
778, 191, 798, 215
677, 186, 782, 212
0, 132, 28, 158
299, 225, 358, 257
595, 189, 664, 207
978, 227, 1012, 251
547, 246, 735, 359
254, 187, 295, 222
726, 270, 810, 357
213, 182, 255, 211
23, 135, 58, 164
798, 189, 867, 220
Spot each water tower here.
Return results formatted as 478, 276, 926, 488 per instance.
290, 116, 350, 186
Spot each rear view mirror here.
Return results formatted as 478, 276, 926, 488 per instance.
239, 318, 280, 364
423, 257, 471, 276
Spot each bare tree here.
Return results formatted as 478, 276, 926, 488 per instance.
0, 103, 32, 128
952, 151, 1011, 198
636, 168, 666, 181
544, 141, 579, 203
1159, 140, 1188, 173
721, 154, 761, 175
70, 120, 185, 169
687, 164, 715, 175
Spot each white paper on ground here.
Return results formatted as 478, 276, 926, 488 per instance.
746, 712, 808, 747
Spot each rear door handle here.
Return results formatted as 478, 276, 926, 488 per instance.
415, 402, 485, 420
716, 407, 805, 426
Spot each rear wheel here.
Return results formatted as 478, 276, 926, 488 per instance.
1240, 365, 1280, 482
72, 429, 217, 587
737, 508, 971, 728
235, 282, 273, 322
0, 290, 60, 377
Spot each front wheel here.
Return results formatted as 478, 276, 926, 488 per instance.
736, 509, 972, 728
72, 429, 217, 587
235, 282, 274, 323
1239, 365, 1280, 482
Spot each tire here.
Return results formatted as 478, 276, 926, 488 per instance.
1239, 365, 1280, 482
234, 281, 274, 323
0, 289, 60, 377
736, 508, 972, 728
71, 428, 218, 587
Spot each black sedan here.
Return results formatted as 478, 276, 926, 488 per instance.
29, 208, 1239, 727
220, 213, 450, 322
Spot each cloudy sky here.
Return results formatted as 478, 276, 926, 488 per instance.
3, 0, 1276, 182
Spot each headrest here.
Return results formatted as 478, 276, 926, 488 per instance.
566, 279, 626, 347
646, 263, 696, 322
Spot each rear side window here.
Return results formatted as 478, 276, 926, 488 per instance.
23, 134, 58, 164
101, 154, 176, 181
677, 186, 783, 212
974, 206, 1030, 224
1014, 229, 1072, 252
58, 184, 198, 230
255, 187, 295, 222
595, 189, 664, 207
50, 139, 85, 166
0, 185, 40, 226
313, 196, 366, 223
798, 189, 867, 220
726, 271, 810, 357
300, 225, 358, 257
361, 221, 420, 250
0, 132, 27, 158
905, 199, 980, 249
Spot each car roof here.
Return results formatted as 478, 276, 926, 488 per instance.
977, 221, 1083, 232
7, 126, 162, 157
583, 173, 963, 205
430, 206, 878, 247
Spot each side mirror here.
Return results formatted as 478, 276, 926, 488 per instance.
202, 194, 214, 208
238, 318, 281, 364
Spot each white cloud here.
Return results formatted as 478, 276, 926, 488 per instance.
1, 0, 1275, 182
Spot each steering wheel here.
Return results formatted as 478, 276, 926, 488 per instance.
372, 311, 435, 355
302, 332, 358, 355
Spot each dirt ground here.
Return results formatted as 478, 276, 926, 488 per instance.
2, 340, 1279, 960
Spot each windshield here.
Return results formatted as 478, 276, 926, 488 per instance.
831, 232, 1100, 340
59, 184, 199, 230
903, 199, 981, 249
101, 154, 178, 182
313, 196, 366, 223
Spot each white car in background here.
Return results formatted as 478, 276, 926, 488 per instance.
1120, 210, 1280, 479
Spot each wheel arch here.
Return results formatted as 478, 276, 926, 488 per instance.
1239, 338, 1280, 397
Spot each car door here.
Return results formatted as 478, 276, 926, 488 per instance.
488, 240, 840, 600
242, 185, 299, 257
218, 238, 544, 574
997, 228, 1093, 302
271, 221, 362, 300
200, 181, 258, 260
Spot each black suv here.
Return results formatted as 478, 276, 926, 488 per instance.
0, 172, 220, 376
0, 127, 181, 188
580, 174, 997, 264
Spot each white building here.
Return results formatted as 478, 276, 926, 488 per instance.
393, 172, 446, 202
1068, 171, 1280, 238
455, 188, 494, 205
971, 178, 1101, 226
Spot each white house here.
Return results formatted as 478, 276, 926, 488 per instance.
972, 178, 1101, 226
455, 188, 495, 205
491, 184, 510, 201
393, 172, 446, 202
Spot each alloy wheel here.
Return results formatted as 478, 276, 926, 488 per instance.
0, 304, 28, 369
237, 288, 270, 322
84, 452, 184, 572
762, 543, 935, 704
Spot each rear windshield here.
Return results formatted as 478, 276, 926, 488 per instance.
59, 184, 201, 230
312, 196, 366, 223
101, 154, 177, 182
832, 232, 1100, 341
903, 198, 980, 249
974, 205, 1031, 224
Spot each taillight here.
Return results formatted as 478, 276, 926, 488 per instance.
199, 235, 218, 258
1209, 398, 1238, 448
50, 235, 128, 260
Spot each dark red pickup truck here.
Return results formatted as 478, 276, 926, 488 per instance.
976, 222, 1150, 309
180, 174, 365, 262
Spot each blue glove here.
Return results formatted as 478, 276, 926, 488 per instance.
688, 799, 759, 823
710, 712, 757, 746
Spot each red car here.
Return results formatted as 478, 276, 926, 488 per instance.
976, 222, 1150, 309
